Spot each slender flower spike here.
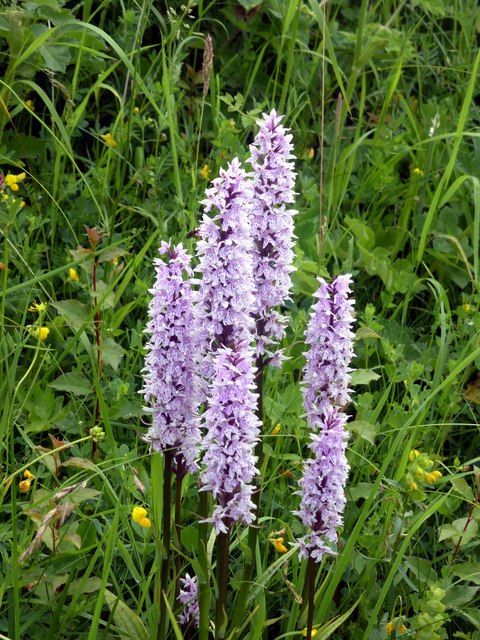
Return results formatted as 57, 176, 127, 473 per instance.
248, 110, 297, 364
177, 573, 200, 628
141, 242, 200, 474
296, 275, 355, 562
195, 158, 256, 388
302, 275, 355, 426
200, 344, 260, 534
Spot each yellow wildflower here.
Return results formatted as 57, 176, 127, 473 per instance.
68, 267, 79, 282
19, 469, 35, 493
33, 327, 49, 341
28, 301, 47, 313
20, 201, 25, 208
430, 470, 442, 481
272, 423, 281, 435
410, 481, 417, 491
101, 133, 118, 148
463, 303, 471, 313
308, 148, 314, 160
302, 628, 318, 637
386, 621, 406, 636
412, 167, 424, 176
133, 106, 140, 115
25, 100, 35, 111
5, 172, 26, 192
131, 506, 152, 528
424, 472, 436, 485
271, 537, 287, 553
409, 449, 420, 462
200, 164, 211, 180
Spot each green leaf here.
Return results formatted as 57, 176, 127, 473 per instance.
38, 43, 71, 73
355, 327, 381, 340
348, 420, 376, 445
51, 300, 90, 331
350, 369, 380, 385
345, 216, 375, 250
438, 518, 478, 546
50, 372, 92, 396
349, 482, 375, 501
102, 338, 125, 371
452, 563, 480, 585
104, 589, 149, 640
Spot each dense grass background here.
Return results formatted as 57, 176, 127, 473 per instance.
1, 0, 480, 638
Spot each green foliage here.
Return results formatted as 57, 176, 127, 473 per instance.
1, 0, 480, 638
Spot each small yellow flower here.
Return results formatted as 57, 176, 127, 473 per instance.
133, 106, 140, 115
386, 622, 395, 636
271, 537, 287, 553
412, 167, 424, 176
101, 133, 118, 148
463, 303, 471, 313
131, 506, 152, 528
271, 423, 281, 435
200, 164, 211, 180
302, 628, 318, 637
20, 201, 25, 208
308, 148, 315, 160
25, 100, 35, 111
431, 470, 442, 481
33, 327, 49, 341
68, 267, 79, 282
409, 449, 420, 462
399, 624, 407, 634
29, 301, 47, 313
19, 470, 35, 493
424, 472, 436, 485
5, 172, 26, 192
410, 481, 418, 491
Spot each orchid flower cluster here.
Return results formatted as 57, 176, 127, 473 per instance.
295, 275, 355, 561
140, 111, 355, 625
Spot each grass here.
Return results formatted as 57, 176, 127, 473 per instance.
1, 0, 480, 638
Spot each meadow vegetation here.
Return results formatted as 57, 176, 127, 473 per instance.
1, 0, 480, 638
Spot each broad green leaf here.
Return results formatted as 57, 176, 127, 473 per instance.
355, 326, 381, 340
452, 563, 480, 585
438, 518, 478, 546
50, 372, 92, 396
349, 420, 376, 444
51, 300, 90, 331
104, 589, 149, 640
350, 369, 380, 385
102, 338, 125, 371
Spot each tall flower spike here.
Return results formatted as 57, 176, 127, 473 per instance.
295, 275, 355, 562
248, 110, 297, 365
195, 157, 256, 389
302, 275, 355, 428
200, 343, 260, 534
141, 241, 200, 474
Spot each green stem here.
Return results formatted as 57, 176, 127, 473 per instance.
174, 469, 183, 602
215, 528, 231, 640
198, 490, 211, 640
158, 451, 173, 640
305, 557, 317, 640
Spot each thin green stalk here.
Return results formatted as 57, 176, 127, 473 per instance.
305, 557, 317, 640
215, 528, 230, 640
174, 470, 183, 602
198, 490, 211, 640
159, 450, 173, 640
